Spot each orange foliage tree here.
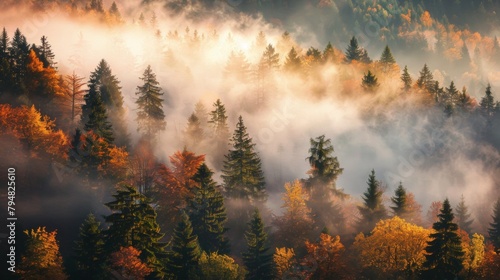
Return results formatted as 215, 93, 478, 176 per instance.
110, 246, 152, 280
302, 233, 350, 279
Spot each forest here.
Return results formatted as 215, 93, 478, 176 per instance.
1, 0, 500, 279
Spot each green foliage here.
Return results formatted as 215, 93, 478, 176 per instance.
423, 199, 464, 279
74, 214, 106, 280
188, 163, 230, 254
243, 209, 274, 280
222, 116, 266, 203
488, 198, 500, 252
358, 170, 388, 233
208, 98, 229, 139
380, 45, 396, 65
401, 65, 412, 92
190, 252, 246, 280
83, 93, 114, 144
480, 84, 497, 120
390, 182, 408, 217
361, 70, 379, 92
455, 195, 474, 234
345, 36, 362, 63
416, 64, 434, 92
135, 65, 166, 138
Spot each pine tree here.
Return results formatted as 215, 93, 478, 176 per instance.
103, 185, 167, 278
255, 31, 267, 50
83, 93, 114, 144
74, 214, 106, 280
222, 116, 266, 203
243, 209, 274, 280
187, 163, 230, 254
416, 64, 434, 92
423, 199, 464, 279
323, 42, 337, 63
37, 36, 56, 68
166, 212, 202, 280
455, 195, 474, 234
283, 47, 301, 72
480, 84, 496, 119
390, 182, 408, 218
488, 198, 500, 252
185, 113, 204, 149
135, 65, 166, 138
358, 170, 388, 233
380, 45, 396, 65
224, 51, 250, 81
260, 44, 280, 71
345, 36, 362, 63
360, 48, 372, 63
9, 28, 29, 92
0, 28, 10, 92
108, 1, 122, 22
401, 65, 412, 92
362, 70, 379, 92
208, 99, 229, 139
194, 101, 208, 126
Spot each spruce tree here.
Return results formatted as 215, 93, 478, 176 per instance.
283, 47, 301, 72
455, 194, 474, 234
423, 199, 464, 280
480, 84, 496, 119
260, 44, 280, 71
222, 116, 266, 203
323, 42, 336, 63
166, 212, 202, 280
224, 51, 250, 81
187, 163, 230, 254
357, 170, 388, 233
243, 209, 274, 280
345, 36, 362, 63
103, 185, 166, 278
37, 36, 56, 68
416, 64, 434, 92
74, 213, 106, 280
208, 99, 229, 139
401, 65, 412, 92
361, 70, 379, 92
185, 113, 204, 148
135, 65, 166, 138
380, 45, 396, 65
83, 94, 114, 144
390, 182, 408, 218
360, 48, 372, 63
488, 198, 500, 252
8, 28, 29, 92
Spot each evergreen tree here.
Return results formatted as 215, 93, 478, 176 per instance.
455, 195, 474, 235
344, 36, 362, 63
260, 44, 280, 71
224, 51, 250, 81
0, 28, 10, 92
357, 170, 388, 233
390, 182, 408, 218
416, 64, 434, 92
194, 101, 208, 126
361, 70, 379, 92
185, 113, 204, 149
187, 163, 230, 254
360, 48, 372, 63
103, 185, 166, 278
83, 93, 114, 144
0, 28, 8, 57
254, 31, 267, 50
166, 212, 202, 280
379, 45, 396, 73
323, 41, 337, 63
108, 1, 121, 22
74, 214, 106, 280
488, 198, 500, 252
222, 116, 266, 203
444, 80, 459, 106
135, 65, 166, 138
480, 84, 496, 119
283, 47, 301, 72
37, 36, 56, 68
208, 99, 229, 140
423, 199, 464, 280
243, 209, 274, 280
306, 47, 322, 66
8, 28, 29, 92
401, 65, 412, 92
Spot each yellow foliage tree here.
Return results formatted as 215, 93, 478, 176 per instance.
274, 247, 296, 278
460, 230, 485, 276
353, 217, 431, 277
190, 252, 246, 280
303, 233, 348, 279
18, 227, 67, 280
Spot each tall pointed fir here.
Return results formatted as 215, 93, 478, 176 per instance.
74, 213, 106, 280
243, 209, 274, 280
9, 28, 29, 93
361, 70, 379, 92
305, 135, 345, 234
208, 99, 229, 140
36, 35, 56, 68
184, 113, 204, 150
224, 51, 250, 82
455, 195, 474, 235
416, 64, 434, 93
82, 59, 129, 147
135, 65, 166, 139
103, 185, 167, 278
357, 170, 388, 233
166, 212, 202, 280
390, 182, 408, 218
480, 84, 496, 120
345, 36, 362, 63
187, 163, 230, 254
401, 65, 412, 92
379, 45, 397, 73
83, 93, 114, 144
222, 116, 266, 203
283, 47, 302, 73
488, 198, 500, 252
423, 199, 464, 279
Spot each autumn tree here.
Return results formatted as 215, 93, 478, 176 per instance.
353, 217, 431, 279
110, 246, 152, 280
461, 232, 485, 278
166, 212, 202, 280
74, 213, 106, 280
222, 116, 266, 203
243, 209, 274, 280
64, 72, 86, 124
127, 138, 161, 196
273, 180, 314, 251
426, 200, 443, 227
103, 185, 167, 278
18, 227, 67, 280
25, 49, 60, 100
303, 233, 348, 279
274, 247, 296, 279
357, 170, 388, 233
135, 65, 166, 139
345, 36, 362, 63
401, 65, 413, 92
455, 195, 474, 234
189, 252, 246, 280
187, 163, 230, 254
361, 70, 379, 92
423, 198, 464, 280
488, 198, 500, 252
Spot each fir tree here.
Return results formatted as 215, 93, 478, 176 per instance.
208, 99, 229, 139
360, 48, 372, 63
416, 64, 434, 92
108, 1, 121, 22
283, 47, 301, 72
103, 185, 166, 278
135, 65, 166, 138
187, 163, 230, 254
488, 198, 500, 252
83, 93, 114, 144
8, 28, 29, 92
358, 170, 388, 233
260, 44, 280, 71
455, 195, 474, 235
243, 209, 274, 280
361, 70, 379, 92
37, 36, 56, 68
379, 45, 396, 73
255, 31, 267, 50
423, 199, 464, 280
74, 214, 106, 280
401, 65, 412, 92
323, 42, 336, 63
480, 84, 496, 119
222, 116, 266, 203
166, 212, 202, 280
185, 113, 204, 149
390, 182, 408, 218
0, 28, 10, 92
194, 101, 208, 126
224, 51, 250, 81
345, 36, 362, 63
